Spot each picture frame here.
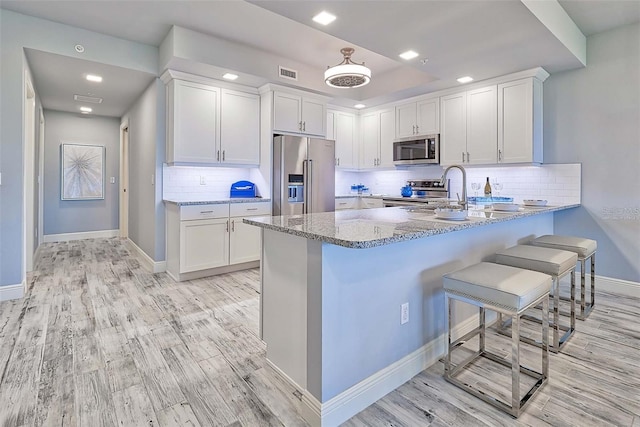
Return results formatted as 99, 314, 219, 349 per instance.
61, 143, 105, 200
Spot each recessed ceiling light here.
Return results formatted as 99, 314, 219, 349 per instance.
354, 104, 366, 109
80, 106, 92, 113
399, 50, 419, 60
312, 11, 336, 25
86, 74, 102, 82
457, 76, 474, 83
75, 44, 84, 53
222, 73, 239, 81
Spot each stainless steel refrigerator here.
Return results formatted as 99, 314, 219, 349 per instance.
273, 135, 335, 216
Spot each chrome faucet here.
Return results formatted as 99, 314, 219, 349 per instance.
441, 164, 467, 210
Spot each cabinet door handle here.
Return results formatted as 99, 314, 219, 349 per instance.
246, 208, 258, 211
222, 150, 225, 161
467, 152, 470, 163
200, 210, 213, 214
498, 149, 502, 162
337, 157, 340, 166
226, 220, 229, 232
217, 150, 220, 161
462, 152, 465, 162
412, 125, 415, 134
415, 125, 419, 134
231, 219, 235, 232
303, 121, 306, 132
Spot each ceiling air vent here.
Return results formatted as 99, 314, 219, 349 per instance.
74, 94, 103, 104
279, 66, 298, 81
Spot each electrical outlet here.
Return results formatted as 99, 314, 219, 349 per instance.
110, 177, 115, 184
401, 302, 409, 324
200, 175, 206, 185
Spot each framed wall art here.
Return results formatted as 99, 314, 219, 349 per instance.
61, 143, 105, 200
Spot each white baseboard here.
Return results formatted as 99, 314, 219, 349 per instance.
559, 273, 640, 298
43, 229, 119, 243
268, 314, 483, 427
0, 280, 26, 301
125, 238, 166, 273
592, 274, 640, 298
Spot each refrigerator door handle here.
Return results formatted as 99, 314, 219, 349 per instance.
307, 159, 313, 214
302, 159, 308, 214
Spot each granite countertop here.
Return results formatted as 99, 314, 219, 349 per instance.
243, 204, 580, 249
163, 197, 270, 206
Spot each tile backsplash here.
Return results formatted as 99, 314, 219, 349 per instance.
337, 163, 581, 205
165, 163, 581, 206
163, 165, 255, 200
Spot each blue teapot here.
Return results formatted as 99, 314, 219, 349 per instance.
401, 185, 413, 197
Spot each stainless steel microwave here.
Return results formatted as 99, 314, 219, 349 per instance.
393, 134, 440, 165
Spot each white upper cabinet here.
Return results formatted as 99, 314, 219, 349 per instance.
328, 110, 357, 169
498, 77, 543, 164
395, 96, 439, 139
220, 89, 260, 165
360, 108, 395, 170
166, 78, 260, 166
440, 85, 497, 165
274, 91, 326, 136
466, 85, 498, 164
167, 79, 220, 164
360, 112, 379, 169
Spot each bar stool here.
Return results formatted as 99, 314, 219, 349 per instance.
443, 262, 551, 418
493, 245, 577, 353
530, 235, 597, 320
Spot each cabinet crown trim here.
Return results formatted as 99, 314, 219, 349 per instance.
259, 83, 331, 101
161, 69, 259, 94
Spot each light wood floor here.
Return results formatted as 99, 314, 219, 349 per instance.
1, 238, 638, 427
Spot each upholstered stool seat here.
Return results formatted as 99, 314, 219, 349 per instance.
443, 262, 551, 418
494, 245, 577, 352
530, 235, 597, 319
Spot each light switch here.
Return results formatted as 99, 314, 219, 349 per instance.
110, 177, 115, 184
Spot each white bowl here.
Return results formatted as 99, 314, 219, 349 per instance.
523, 199, 548, 207
434, 208, 468, 221
492, 203, 521, 212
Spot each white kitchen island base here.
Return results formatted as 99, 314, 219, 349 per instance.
257, 209, 560, 426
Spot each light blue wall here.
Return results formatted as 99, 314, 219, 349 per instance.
122, 79, 166, 261
544, 23, 640, 282
0, 9, 157, 287
43, 110, 120, 235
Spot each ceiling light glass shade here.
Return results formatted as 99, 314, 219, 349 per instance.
325, 48, 371, 88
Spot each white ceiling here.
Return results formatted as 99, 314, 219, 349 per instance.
2, 0, 639, 116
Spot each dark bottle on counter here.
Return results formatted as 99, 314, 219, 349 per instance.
484, 177, 492, 197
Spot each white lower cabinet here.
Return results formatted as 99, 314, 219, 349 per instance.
335, 198, 358, 210
359, 198, 383, 209
167, 201, 270, 281
180, 218, 229, 272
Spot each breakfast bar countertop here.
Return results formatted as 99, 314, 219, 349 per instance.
163, 197, 270, 206
244, 204, 580, 249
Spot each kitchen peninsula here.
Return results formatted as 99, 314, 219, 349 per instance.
244, 203, 579, 426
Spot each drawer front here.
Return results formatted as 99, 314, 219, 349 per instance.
180, 204, 229, 221
230, 201, 271, 217
335, 198, 357, 210
361, 198, 383, 209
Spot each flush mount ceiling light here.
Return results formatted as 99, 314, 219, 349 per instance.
325, 47, 371, 89
80, 106, 92, 113
222, 73, 239, 80
457, 76, 474, 83
312, 11, 336, 25
86, 74, 102, 82
399, 50, 419, 60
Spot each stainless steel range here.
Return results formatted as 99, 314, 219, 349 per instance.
382, 179, 451, 207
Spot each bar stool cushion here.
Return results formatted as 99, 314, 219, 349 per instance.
530, 235, 597, 259
443, 262, 551, 312
495, 245, 578, 276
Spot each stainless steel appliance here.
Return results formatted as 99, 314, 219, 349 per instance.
273, 135, 336, 215
393, 134, 440, 165
382, 179, 449, 207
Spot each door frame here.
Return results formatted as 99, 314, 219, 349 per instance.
119, 120, 129, 238
23, 71, 36, 272
38, 108, 45, 246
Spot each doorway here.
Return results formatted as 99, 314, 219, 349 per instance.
119, 122, 129, 238
24, 73, 36, 272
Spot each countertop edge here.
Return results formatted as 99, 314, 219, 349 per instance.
243, 204, 580, 249
163, 198, 271, 206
